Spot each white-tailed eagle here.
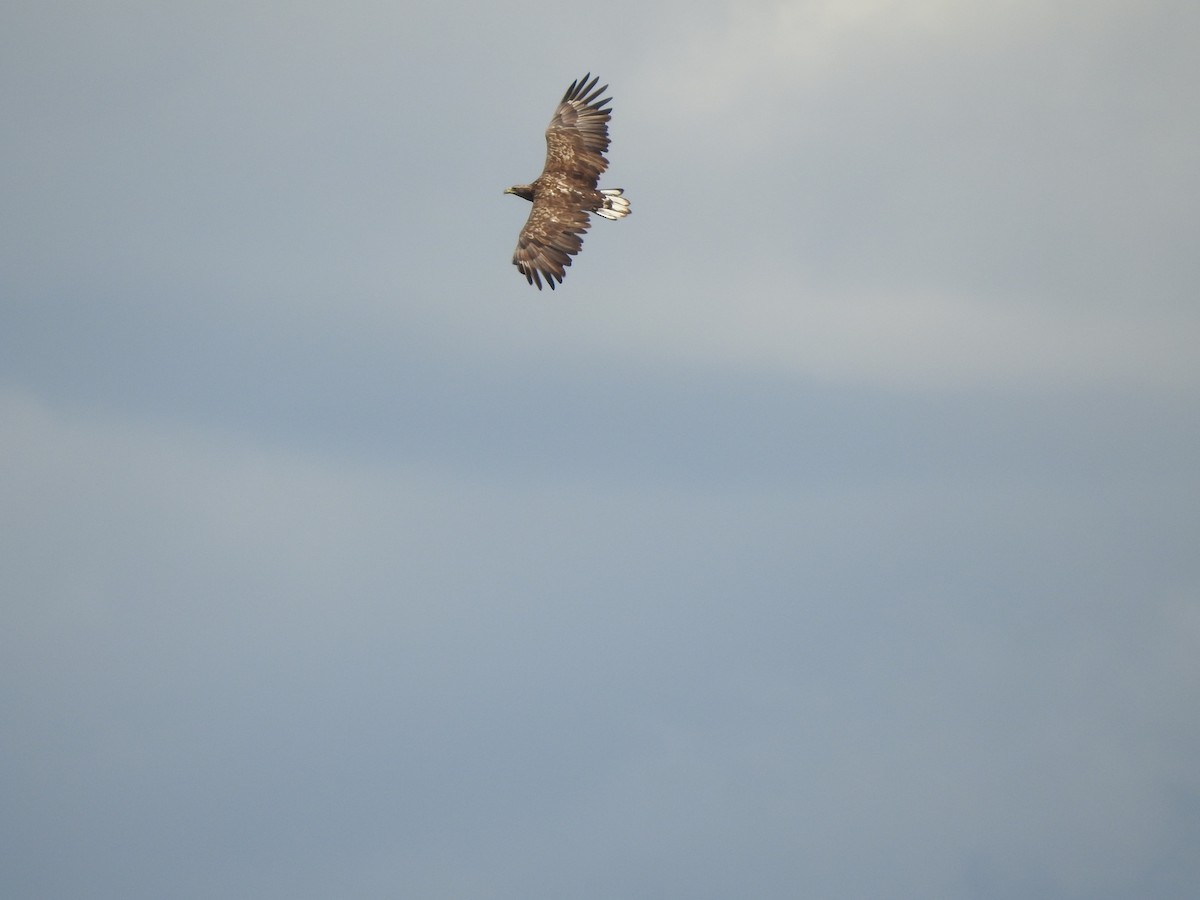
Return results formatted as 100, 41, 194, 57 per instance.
504, 74, 630, 290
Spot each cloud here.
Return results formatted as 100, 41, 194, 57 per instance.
633, 0, 1160, 126
577, 0, 1200, 391
9, 386, 1198, 899
525, 280, 1200, 391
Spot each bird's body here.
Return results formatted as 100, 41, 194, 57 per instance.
504, 74, 630, 290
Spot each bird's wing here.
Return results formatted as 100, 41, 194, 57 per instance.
511, 198, 592, 291
541, 73, 612, 187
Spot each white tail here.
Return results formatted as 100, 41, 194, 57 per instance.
595, 188, 631, 220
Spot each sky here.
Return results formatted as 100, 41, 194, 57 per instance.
2, 1, 1198, 898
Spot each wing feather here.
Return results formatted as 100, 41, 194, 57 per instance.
543, 72, 612, 186
511, 202, 592, 290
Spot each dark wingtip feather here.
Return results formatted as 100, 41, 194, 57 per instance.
564, 73, 603, 104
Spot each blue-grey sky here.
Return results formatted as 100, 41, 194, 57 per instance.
3, 1, 1198, 898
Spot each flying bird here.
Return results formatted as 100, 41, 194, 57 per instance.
504, 73, 630, 290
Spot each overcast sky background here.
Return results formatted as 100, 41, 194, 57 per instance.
2, 1, 1198, 898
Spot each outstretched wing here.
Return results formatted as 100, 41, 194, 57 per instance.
542, 73, 612, 186
512, 202, 592, 290
512, 75, 613, 290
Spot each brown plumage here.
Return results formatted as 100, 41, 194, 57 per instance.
504, 74, 631, 290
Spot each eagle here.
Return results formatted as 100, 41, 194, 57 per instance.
504, 73, 630, 290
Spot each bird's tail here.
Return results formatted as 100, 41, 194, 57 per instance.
595, 188, 631, 220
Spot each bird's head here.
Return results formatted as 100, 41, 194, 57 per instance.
504, 184, 534, 202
